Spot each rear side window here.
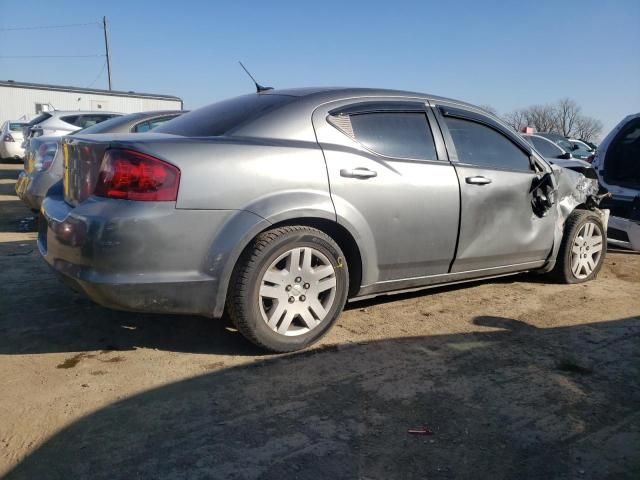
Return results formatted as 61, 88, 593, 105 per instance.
26, 113, 52, 126
348, 112, 437, 160
77, 115, 118, 128
445, 117, 531, 171
133, 116, 177, 133
528, 136, 564, 157
60, 115, 80, 126
155, 94, 296, 137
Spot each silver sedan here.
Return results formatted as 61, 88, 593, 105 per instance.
39, 88, 608, 352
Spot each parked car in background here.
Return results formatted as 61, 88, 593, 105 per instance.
534, 132, 591, 160
15, 110, 184, 210
39, 88, 608, 352
21, 110, 121, 147
1, 120, 29, 160
592, 113, 640, 250
568, 138, 595, 154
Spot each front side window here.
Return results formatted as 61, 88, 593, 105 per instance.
529, 136, 564, 157
347, 112, 437, 160
444, 117, 531, 171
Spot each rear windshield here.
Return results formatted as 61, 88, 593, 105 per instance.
26, 113, 52, 126
155, 94, 296, 137
77, 114, 139, 134
9, 123, 27, 131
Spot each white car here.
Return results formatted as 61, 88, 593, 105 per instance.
592, 113, 640, 250
21, 110, 121, 147
0, 120, 28, 160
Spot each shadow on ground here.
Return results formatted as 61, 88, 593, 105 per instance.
5, 316, 640, 480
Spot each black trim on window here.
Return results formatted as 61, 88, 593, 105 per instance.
438, 105, 533, 156
329, 101, 427, 117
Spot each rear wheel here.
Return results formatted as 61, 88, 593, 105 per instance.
553, 210, 606, 283
227, 226, 349, 352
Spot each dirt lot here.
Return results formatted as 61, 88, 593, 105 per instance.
0, 161, 639, 479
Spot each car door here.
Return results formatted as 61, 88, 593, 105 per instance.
312, 99, 460, 285
434, 104, 555, 273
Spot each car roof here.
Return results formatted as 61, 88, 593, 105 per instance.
48, 110, 122, 116
262, 87, 482, 110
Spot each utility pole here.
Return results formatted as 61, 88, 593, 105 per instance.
102, 16, 112, 90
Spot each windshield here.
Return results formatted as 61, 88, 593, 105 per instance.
155, 94, 296, 137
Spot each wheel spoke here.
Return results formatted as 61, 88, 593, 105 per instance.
588, 235, 602, 248
267, 302, 286, 329
309, 298, 327, 320
590, 243, 603, 253
571, 245, 581, 254
586, 256, 596, 272
301, 247, 313, 273
317, 276, 336, 292
571, 256, 582, 276
277, 310, 296, 334
260, 284, 282, 299
263, 268, 286, 286
299, 308, 319, 329
288, 248, 302, 273
311, 265, 334, 281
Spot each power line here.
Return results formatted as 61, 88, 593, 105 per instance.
86, 60, 108, 88
0, 21, 100, 32
0, 54, 105, 59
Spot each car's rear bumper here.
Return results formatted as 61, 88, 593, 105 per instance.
15, 170, 59, 210
39, 194, 245, 317
0, 141, 24, 159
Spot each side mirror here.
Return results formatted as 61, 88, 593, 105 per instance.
558, 152, 573, 160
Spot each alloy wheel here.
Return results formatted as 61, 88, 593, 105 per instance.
258, 247, 337, 336
570, 221, 603, 279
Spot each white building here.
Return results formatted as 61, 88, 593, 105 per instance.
0, 80, 183, 124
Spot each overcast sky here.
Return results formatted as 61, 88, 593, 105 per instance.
1, 0, 638, 136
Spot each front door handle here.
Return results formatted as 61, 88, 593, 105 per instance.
340, 168, 378, 179
465, 176, 492, 185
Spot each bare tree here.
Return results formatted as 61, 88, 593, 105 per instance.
502, 109, 528, 132
574, 116, 603, 142
555, 98, 581, 137
525, 104, 557, 132
502, 98, 604, 140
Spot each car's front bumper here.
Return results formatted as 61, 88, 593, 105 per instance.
39, 193, 243, 317
608, 216, 640, 251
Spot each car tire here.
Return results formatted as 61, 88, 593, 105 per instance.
552, 209, 606, 284
227, 226, 349, 352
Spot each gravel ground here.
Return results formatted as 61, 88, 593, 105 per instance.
1, 162, 639, 479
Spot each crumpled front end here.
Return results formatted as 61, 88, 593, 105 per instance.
539, 165, 610, 272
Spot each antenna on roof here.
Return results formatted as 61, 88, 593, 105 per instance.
238, 61, 273, 93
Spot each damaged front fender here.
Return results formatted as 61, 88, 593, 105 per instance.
539, 165, 609, 273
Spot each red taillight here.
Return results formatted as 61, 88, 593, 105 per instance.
94, 149, 180, 201
3, 133, 14, 142
36, 142, 58, 171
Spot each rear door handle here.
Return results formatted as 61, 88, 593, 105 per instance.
340, 168, 378, 179
465, 176, 492, 185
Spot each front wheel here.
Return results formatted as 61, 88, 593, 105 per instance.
227, 226, 349, 352
552, 210, 606, 283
